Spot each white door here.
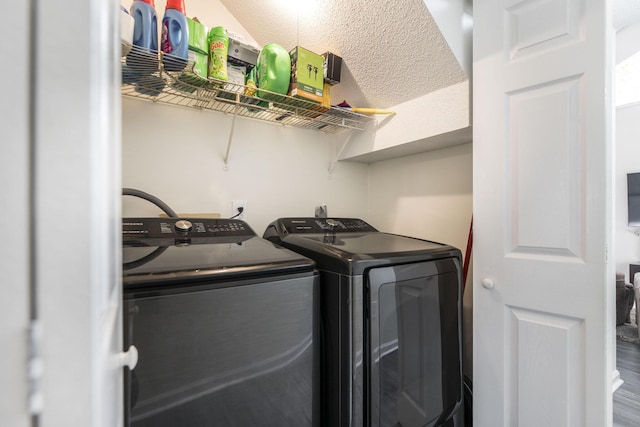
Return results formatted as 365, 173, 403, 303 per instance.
473, 1, 614, 426
0, 2, 32, 426
35, 0, 126, 426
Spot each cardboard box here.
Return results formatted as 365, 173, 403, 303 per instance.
189, 50, 209, 79
322, 52, 342, 85
173, 18, 208, 92
289, 46, 324, 103
218, 65, 247, 101
173, 50, 208, 93
172, 18, 209, 93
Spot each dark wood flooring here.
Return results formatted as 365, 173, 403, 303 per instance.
613, 338, 640, 426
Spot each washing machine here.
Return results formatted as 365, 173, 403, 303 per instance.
122, 217, 319, 427
263, 217, 464, 427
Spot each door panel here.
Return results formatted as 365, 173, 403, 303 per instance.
507, 76, 584, 260
505, 307, 585, 426
473, 0, 613, 426
506, 0, 583, 61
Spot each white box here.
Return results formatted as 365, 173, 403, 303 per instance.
120, 7, 134, 56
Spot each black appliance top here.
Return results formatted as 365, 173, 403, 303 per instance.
263, 217, 461, 275
123, 217, 315, 289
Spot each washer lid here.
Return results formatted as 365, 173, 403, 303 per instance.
123, 218, 315, 288
264, 218, 461, 275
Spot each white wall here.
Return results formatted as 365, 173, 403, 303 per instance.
341, 81, 471, 162
423, 0, 473, 76
122, 97, 370, 234
367, 142, 473, 378
617, 21, 640, 64
122, 95, 473, 246
367, 143, 473, 251
616, 101, 640, 281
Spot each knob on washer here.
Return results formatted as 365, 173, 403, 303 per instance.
326, 219, 339, 228
175, 220, 193, 233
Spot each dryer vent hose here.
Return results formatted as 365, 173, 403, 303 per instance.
122, 188, 179, 218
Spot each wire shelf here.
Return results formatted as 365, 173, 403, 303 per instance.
121, 46, 371, 133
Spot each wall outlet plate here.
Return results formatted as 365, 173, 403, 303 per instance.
315, 204, 327, 218
232, 200, 247, 221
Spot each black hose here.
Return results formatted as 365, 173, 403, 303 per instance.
122, 188, 179, 218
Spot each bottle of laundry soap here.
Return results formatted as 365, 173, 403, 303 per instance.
207, 26, 229, 81
161, 0, 189, 72
256, 43, 291, 102
126, 0, 158, 73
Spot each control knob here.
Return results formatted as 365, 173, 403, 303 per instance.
326, 218, 340, 229
174, 219, 193, 233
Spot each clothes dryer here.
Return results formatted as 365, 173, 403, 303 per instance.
264, 217, 464, 427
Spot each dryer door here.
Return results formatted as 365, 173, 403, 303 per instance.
366, 258, 462, 427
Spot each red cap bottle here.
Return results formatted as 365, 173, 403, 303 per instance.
165, 0, 185, 13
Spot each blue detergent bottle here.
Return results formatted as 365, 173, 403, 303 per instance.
126, 0, 158, 73
161, 0, 189, 72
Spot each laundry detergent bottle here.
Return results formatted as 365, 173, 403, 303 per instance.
161, 0, 189, 71
256, 43, 291, 102
126, 0, 158, 72
207, 26, 229, 81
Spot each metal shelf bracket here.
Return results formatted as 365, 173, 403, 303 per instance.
223, 93, 240, 170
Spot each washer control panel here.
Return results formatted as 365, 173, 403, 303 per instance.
123, 217, 254, 241
276, 217, 377, 234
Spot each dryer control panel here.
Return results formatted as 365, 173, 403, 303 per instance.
272, 217, 378, 234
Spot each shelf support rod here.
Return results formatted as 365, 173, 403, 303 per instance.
223, 94, 240, 170
328, 132, 354, 175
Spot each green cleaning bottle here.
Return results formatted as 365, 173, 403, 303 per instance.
256, 43, 291, 102
207, 26, 229, 81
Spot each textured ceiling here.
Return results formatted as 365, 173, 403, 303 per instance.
218, 0, 467, 109
215, 0, 640, 109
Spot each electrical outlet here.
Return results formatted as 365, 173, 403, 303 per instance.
232, 200, 247, 221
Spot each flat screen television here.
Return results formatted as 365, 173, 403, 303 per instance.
628, 172, 640, 226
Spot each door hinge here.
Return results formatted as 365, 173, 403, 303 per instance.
27, 320, 43, 415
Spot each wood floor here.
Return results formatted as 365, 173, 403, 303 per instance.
613, 337, 640, 426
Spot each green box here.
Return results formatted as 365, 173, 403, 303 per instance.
171, 18, 209, 93
187, 17, 207, 54
188, 50, 208, 80
289, 46, 324, 103
173, 50, 208, 93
